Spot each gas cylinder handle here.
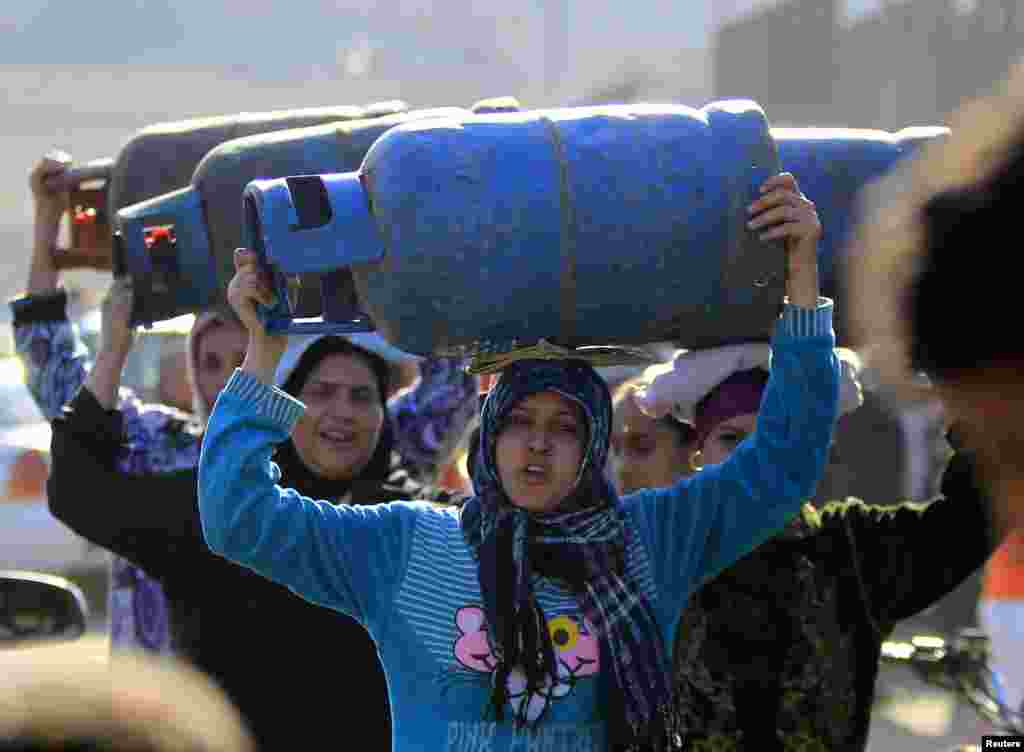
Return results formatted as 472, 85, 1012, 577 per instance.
243, 192, 297, 334
43, 158, 114, 192
243, 192, 376, 336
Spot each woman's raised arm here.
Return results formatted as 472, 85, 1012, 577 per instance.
199, 368, 421, 626
625, 174, 840, 610
198, 249, 420, 626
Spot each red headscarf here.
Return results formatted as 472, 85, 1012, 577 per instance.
694, 368, 769, 448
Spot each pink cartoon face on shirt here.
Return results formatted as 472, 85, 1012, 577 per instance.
546, 614, 599, 680
452, 606, 599, 723
454, 606, 498, 673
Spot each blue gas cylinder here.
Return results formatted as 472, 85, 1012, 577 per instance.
244, 100, 785, 355
114, 107, 470, 327
772, 125, 950, 303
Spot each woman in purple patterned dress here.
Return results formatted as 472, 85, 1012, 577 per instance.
14, 153, 476, 657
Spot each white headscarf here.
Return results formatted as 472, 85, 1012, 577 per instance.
273, 332, 421, 390
632, 343, 865, 424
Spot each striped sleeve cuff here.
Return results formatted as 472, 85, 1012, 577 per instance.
8, 288, 70, 326
776, 297, 834, 340
222, 369, 306, 432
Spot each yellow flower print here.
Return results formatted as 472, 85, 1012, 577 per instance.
548, 615, 579, 651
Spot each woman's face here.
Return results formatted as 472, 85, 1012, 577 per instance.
495, 391, 585, 512
700, 412, 758, 466
612, 395, 695, 494
194, 322, 248, 411
291, 352, 385, 481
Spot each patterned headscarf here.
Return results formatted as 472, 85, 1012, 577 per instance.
460, 359, 674, 750
187, 305, 243, 426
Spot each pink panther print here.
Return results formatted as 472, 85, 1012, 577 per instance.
452, 606, 600, 723
546, 613, 600, 680
453, 605, 499, 673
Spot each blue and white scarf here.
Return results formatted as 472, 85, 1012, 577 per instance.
460, 359, 674, 749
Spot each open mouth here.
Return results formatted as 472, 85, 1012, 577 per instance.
521, 464, 550, 485
319, 429, 357, 449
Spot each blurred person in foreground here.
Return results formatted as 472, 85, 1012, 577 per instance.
0, 649, 254, 752
848, 59, 1024, 726
847, 58, 1024, 538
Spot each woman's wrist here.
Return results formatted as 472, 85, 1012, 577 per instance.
86, 348, 129, 410
26, 255, 59, 295
28, 209, 62, 294
97, 339, 133, 367
33, 206, 63, 247
785, 256, 820, 310
241, 334, 287, 387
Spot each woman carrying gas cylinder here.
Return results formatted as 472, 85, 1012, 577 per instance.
630, 341, 997, 751
198, 172, 839, 751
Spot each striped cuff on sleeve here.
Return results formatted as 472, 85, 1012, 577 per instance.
9, 289, 69, 326
777, 297, 834, 340
222, 369, 306, 432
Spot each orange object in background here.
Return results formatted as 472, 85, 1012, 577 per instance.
478, 374, 496, 395
5, 448, 49, 502
432, 374, 489, 495
982, 530, 1024, 601
439, 458, 473, 495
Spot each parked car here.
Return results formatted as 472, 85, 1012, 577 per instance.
0, 569, 88, 646
0, 571, 255, 752
0, 308, 192, 575
0, 353, 107, 574
76, 309, 194, 409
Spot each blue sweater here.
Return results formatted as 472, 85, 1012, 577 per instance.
199, 301, 838, 752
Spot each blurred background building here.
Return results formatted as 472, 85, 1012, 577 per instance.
713, 0, 1023, 613
714, 0, 1023, 129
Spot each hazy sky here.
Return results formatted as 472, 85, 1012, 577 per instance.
2, 1, 711, 68
0, 0, 718, 301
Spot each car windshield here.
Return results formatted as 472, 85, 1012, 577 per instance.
0, 308, 193, 429
0, 310, 85, 429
